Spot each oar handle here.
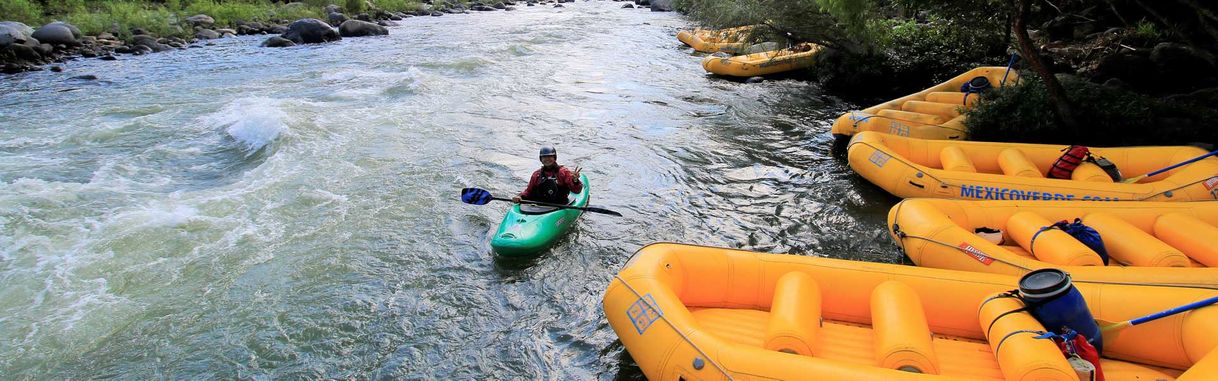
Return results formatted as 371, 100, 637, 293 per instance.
493, 197, 622, 217
1130, 295, 1218, 326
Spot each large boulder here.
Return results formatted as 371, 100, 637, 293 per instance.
0, 21, 34, 39
1151, 43, 1218, 94
281, 18, 340, 44
31, 22, 80, 46
650, 0, 673, 11
339, 20, 388, 37
1092, 50, 1156, 91
1, 24, 26, 47
186, 14, 215, 27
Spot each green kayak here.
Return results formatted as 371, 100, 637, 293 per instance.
490, 173, 590, 257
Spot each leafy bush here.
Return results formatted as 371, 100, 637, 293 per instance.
0, 0, 44, 25
345, 0, 367, 14
65, 1, 187, 39
965, 73, 1218, 146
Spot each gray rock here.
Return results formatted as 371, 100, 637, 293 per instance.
0, 21, 34, 39
324, 4, 342, 14
97, 32, 116, 40
195, 29, 220, 40
99, 54, 117, 61
745, 76, 765, 83
281, 18, 340, 44
32, 22, 79, 46
431, 11, 444, 16
0, 25, 24, 46
650, 0, 673, 11
328, 12, 348, 26
71, 74, 98, 80
186, 14, 215, 27
216, 28, 237, 35
50, 65, 63, 72
8, 43, 41, 60
622, 4, 634, 8
1151, 42, 1217, 73
131, 28, 148, 35
131, 35, 168, 52
261, 36, 296, 47
377, 20, 400, 27
339, 20, 388, 37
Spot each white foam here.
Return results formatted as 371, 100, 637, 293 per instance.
199, 97, 289, 155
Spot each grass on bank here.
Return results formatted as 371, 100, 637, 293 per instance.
1, 0, 428, 40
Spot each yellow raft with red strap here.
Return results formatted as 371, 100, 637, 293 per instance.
701, 43, 823, 77
831, 67, 1020, 140
603, 243, 1218, 381
847, 131, 1218, 201
676, 25, 758, 53
887, 199, 1218, 288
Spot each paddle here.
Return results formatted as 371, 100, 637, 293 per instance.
1096, 295, 1218, 341
460, 187, 623, 217
1120, 149, 1218, 183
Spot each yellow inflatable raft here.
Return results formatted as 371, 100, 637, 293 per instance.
604, 243, 1218, 381
831, 67, 1020, 140
676, 25, 758, 54
888, 199, 1218, 288
701, 43, 823, 77
847, 131, 1218, 201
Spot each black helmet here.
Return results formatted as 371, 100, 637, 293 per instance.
539, 146, 557, 157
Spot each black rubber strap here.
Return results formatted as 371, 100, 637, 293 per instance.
995, 329, 1046, 354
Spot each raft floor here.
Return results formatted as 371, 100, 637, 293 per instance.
690, 307, 1184, 380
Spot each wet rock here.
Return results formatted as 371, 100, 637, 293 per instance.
355, 13, 372, 22
50, 65, 63, 72
339, 20, 388, 37
71, 74, 98, 80
281, 19, 340, 44
634, 0, 650, 5
325, 4, 342, 14
474, 5, 495, 11
186, 14, 215, 27
622, 4, 634, 8
99, 54, 117, 61
745, 76, 765, 83
131, 35, 169, 52
269, 25, 287, 34
195, 29, 220, 40
261, 36, 296, 47
650, 0, 673, 11
431, 11, 444, 16
32, 22, 80, 46
8, 43, 41, 60
377, 20, 400, 27
494, 2, 507, 9
554, 3, 563, 7
131, 28, 148, 36
97, 32, 116, 40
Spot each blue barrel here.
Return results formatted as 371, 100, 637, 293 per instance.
1019, 269, 1103, 353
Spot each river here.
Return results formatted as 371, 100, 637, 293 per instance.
0, 3, 901, 378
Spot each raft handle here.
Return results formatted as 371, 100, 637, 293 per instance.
908, 181, 925, 189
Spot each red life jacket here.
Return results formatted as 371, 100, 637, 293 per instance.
1055, 331, 1105, 381
1049, 146, 1090, 179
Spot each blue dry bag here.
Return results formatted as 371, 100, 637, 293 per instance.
1051, 219, 1109, 265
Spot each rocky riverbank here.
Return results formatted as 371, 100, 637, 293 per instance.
0, 0, 673, 75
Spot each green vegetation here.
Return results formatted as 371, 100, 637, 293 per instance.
966, 74, 1218, 146
5, 0, 424, 39
674, 0, 1010, 100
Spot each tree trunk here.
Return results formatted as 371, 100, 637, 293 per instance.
1011, 0, 1077, 130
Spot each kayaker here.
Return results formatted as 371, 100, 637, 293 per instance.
512, 146, 583, 205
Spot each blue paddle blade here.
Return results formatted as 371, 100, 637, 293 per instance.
461, 188, 494, 205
